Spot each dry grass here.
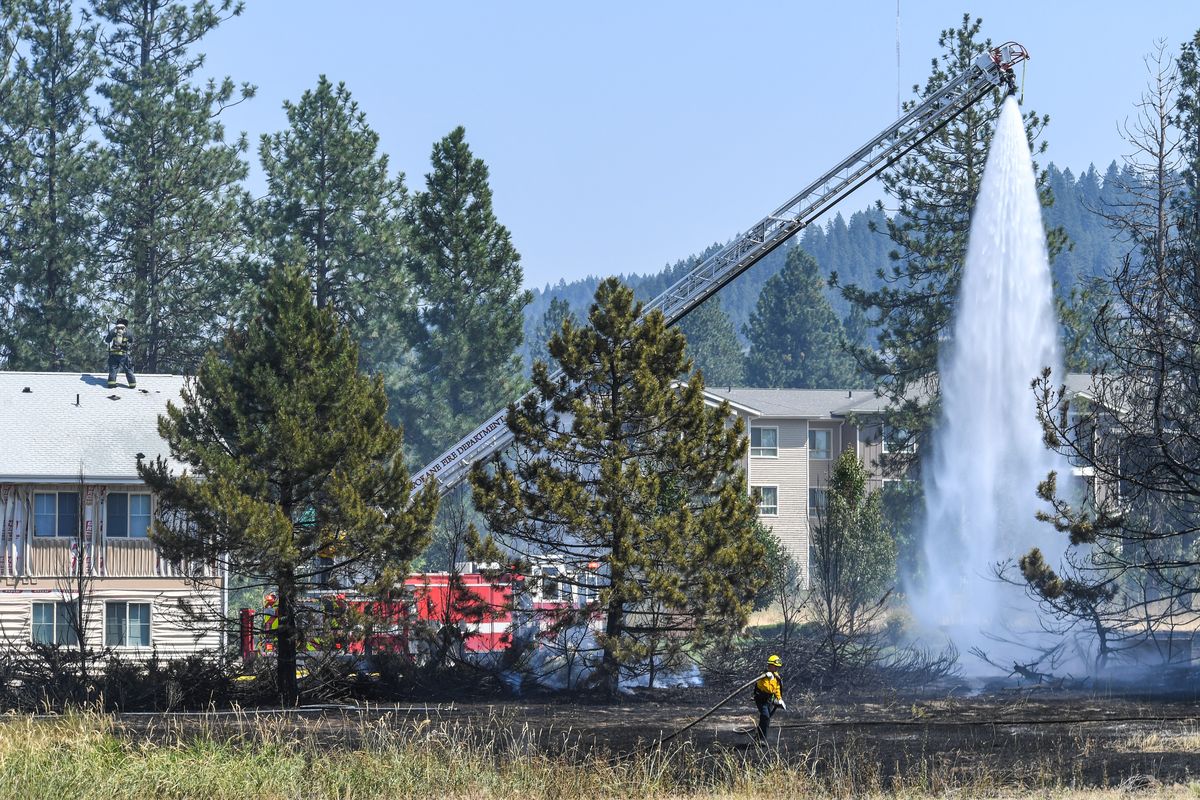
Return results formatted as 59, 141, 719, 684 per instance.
1120, 725, 1200, 754
0, 711, 1197, 799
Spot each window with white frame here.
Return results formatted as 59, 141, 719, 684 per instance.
809, 488, 829, 517
750, 426, 778, 457
881, 425, 917, 454
31, 601, 80, 645
105, 601, 151, 647
106, 493, 152, 538
808, 428, 832, 460
33, 492, 79, 537
751, 486, 778, 516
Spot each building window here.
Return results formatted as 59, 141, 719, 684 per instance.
752, 486, 778, 516
750, 427, 778, 457
31, 601, 80, 646
808, 429, 832, 460
539, 568, 560, 602
809, 488, 829, 517
882, 426, 917, 454
33, 492, 79, 537
107, 493, 152, 538
105, 602, 151, 647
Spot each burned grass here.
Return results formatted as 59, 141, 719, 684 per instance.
2, 691, 1199, 798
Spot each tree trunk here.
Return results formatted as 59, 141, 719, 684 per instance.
276, 578, 300, 707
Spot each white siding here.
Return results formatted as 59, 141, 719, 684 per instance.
0, 580, 222, 656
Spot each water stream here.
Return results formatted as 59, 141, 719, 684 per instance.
907, 96, 1069, 667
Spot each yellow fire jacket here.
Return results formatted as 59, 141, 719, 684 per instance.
753, 671, 782, 703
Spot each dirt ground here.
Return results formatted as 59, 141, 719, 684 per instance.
110, 688, 1200, 790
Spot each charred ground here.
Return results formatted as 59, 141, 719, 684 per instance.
108, 688, 1200, 791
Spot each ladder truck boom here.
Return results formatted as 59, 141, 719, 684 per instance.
411, 42, 1029, 497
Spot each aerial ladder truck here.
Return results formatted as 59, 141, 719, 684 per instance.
411, 42, 1030, 498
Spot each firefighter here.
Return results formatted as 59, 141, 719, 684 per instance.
260, 592, 279, 653
105, 318, 137, 389
752, 654, 786, 742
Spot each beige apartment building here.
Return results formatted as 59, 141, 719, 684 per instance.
0, 372, 222, 655
703, 387, 901, 573
706, 375, 1101, 576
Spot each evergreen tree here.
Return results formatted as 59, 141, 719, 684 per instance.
677, 296, 745, 387
92, 0, 253, 373
471, 278, 765, 693
527, 296, 575, 369
0, 0, 105, 370
253, 76, 410, 367
834, 15, 1056, 442
139, 265, 439, 706
0, 3, 30, 207
810, 451, 895, 672
1059, 276, 1113, 372
398, 127, 531, 463
745, 248, 857, 388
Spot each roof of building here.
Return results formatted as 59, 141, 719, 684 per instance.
704, 387, 875, 419
707, 373, 1094, 419
0, 372, 186, 483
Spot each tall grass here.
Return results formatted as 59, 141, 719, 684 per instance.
0, 711, 1194, 799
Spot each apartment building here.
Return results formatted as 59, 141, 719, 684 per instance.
703, 387, 900, 572
0, 372, 222, 655
706, 374, 1100, 575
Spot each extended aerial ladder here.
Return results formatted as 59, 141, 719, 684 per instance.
411, 42, 1029, 497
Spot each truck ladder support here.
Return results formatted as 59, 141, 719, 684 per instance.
411, 42, 1029, 497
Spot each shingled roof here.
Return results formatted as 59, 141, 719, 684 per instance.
706, 373, 1094, 419
703, 387, 874, 419
0, 372, 186, 483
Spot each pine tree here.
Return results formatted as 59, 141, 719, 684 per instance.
834, 15, 1056, 441
0, 0, 105, 370
398, 127, 531, 463
92, 0, 253, 373
0, 3, 30, 207
253, 76, 411, 368
139, 265, 439, 706
527, 296, 575, 369
677, 296, 745, 388
470, 278, 765, 693
810, 450, 895, 672
745, 248, 857, 388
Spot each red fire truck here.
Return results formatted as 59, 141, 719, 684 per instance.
239, 560, 600, 663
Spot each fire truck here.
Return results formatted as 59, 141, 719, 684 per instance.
239, 559, 601, 663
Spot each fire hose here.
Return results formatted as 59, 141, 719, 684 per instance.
657, 675, 762, 745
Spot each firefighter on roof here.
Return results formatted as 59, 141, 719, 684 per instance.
105, 318, 137, 389
752, 654, 786, 741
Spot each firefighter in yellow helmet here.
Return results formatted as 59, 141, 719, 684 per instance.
260, 593, 279, 653
753, 654, 785, 741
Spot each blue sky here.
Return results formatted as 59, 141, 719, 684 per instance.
201, 2, 1200, 290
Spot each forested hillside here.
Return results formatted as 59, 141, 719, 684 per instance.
524, 161, 1132, 370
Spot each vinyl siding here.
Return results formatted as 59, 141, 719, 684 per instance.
747, 419, 810, 574
2, 482, 216, 580
0, 579, 222, 655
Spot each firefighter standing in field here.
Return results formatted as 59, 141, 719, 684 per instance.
105, 318, 137, 389
753, 654, 786, 742
260, 592, 279, 653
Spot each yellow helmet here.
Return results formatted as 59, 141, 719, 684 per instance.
767, 654, 783, 668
